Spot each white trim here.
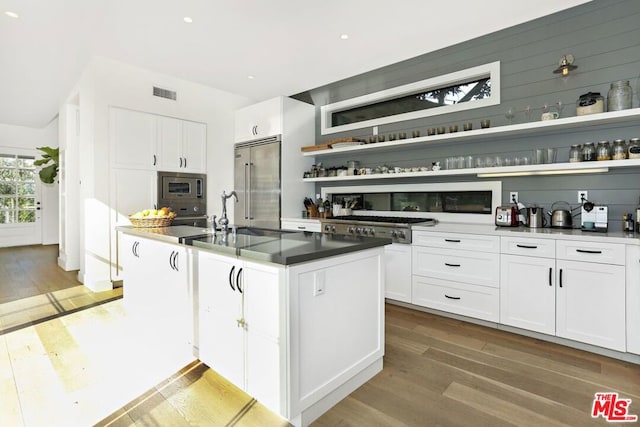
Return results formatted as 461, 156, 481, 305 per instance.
320, 181, 502, 225
320, 62, 500, 135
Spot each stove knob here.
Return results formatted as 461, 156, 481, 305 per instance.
391, 230, 398, 238
362, 228, 369, 235
324, 224, 331, 232
331, 225, 336, 233
369, 228, 375, 236
348, 226, 355, 234
355, 227, 362, 234
397, 230, 406, 239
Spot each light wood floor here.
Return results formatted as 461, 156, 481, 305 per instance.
0, 245, 80, 304
0, 244, 122, 334
94, 304, 640, 426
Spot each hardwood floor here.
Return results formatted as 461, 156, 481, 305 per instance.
95, 304, 640, 426
3, 295, 639, 426
0, 245, 80, 304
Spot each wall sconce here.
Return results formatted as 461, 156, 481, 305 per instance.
553, 54, 577, 77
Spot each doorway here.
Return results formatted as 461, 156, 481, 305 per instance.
0, 150, 42, 247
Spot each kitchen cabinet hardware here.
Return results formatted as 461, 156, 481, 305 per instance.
517, 244, 538, 249
445, 239, 461, 243
169, 251, 179, 271
548, 267, 553, 286
153, 154, 156, 166
131, 241, 140, 257
236, 268, 243, 293
445, 294, 461, 300
183, 157, 187, 168
559, 268, 563, 287
179, 157, 183, 168
229, 265, 236, 291
444, 262, 461, 267
576, 249, 602, 254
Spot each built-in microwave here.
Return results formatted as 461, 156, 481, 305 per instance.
157, 171, 207, 218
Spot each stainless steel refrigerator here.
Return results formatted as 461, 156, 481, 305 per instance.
234, 136, 281, 229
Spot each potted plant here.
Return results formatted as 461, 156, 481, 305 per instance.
34, 146, 59, 184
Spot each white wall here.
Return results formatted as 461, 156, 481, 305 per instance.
63, 56, 252, 290
0, 119, 59, 246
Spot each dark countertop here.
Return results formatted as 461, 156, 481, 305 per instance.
189, 231, 391, 265
118, 225, 391, 265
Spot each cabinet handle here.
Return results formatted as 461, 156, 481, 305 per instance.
183, 157, 187, 168
576, 249, 602, 254
229, 266, 236, 291
132, 241, 139, 257
444, 239, 460, 243
517, 244, 538, 249
169, 251, 179, 271
179, 157, 183, 168
445, 294, 461, 300
559, 268, 563, 288
297, 226, 306, 230
173, 252, 179, 271
153, 154, 156, 166
444, 262, 461, 267
236, 268, 243, 293
548, 267, 552, 286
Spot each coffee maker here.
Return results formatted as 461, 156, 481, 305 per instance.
581, 203, 608, 232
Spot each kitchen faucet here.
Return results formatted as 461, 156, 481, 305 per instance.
219, 190, 238, 234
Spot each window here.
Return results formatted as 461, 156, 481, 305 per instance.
0, 154, 37, 224
321, 62, 500, 135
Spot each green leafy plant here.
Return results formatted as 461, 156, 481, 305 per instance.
34, 146, 59, 184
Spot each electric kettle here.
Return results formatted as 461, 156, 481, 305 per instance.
525, 207, 545, 228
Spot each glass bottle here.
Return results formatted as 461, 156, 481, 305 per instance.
629, 138, 640, 160
596, 141, 611, 161
607, 80, 632, 111
612, 139, 627, 160
569, 144, 582, 162
581, 142, 596, 161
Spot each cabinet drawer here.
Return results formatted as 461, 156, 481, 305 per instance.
501, 236, 555, 258
281, 219, 321, 233
412, 276, 499, 322
413, 231, 499, 253
412, 246, 499, 288
556, 240, 625, 265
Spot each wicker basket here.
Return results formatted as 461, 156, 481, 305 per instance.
129, 216, 174, 228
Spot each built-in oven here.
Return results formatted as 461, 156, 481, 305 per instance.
157, 171, 207, 225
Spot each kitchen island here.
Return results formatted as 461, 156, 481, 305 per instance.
117, 226, 391, 426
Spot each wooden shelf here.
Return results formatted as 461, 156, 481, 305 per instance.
302, 159, 640, 182
303, 108, 640, 158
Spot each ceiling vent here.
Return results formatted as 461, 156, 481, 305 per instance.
153, 86, 177, 101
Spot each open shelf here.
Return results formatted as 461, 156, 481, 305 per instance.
302, 159, 640, 182
302, 108, 640, 158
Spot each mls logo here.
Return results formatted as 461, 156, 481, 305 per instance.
592, 392, 638, 422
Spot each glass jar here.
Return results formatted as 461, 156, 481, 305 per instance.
629, 138, 640, 160
569, 144, 582, 162
581, 142, 596, 161
596, 141, 611, 161
612, 139, 627, 160
607, 80, 632, 111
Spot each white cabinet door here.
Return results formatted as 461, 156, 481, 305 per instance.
235, 97, 282, 142
157, 116, 183, 171
119, 233, 147, 312
500, 254, 555, 335
197, 251, 244, 387
556, 259, 626, 351
182, 121, 206, 173
627, 245, 640, 355
385, 243, 412, 303
110, 107, 157, 170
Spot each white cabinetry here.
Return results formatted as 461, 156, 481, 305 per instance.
281, 218, 321, 233
385, 243, 412, 303
197, 250, 283, 414
157, 116, 206, 173
412, 231, 500, 322
500, 236, 626, 352
626, 245, 640, 355
111, 107, 157, 170
234, 97, 283, 142
556, 241, 626, 352
500, 237, 556, 335
119, 233, 192, 350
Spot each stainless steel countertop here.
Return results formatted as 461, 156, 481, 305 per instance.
117, 225, 214, 243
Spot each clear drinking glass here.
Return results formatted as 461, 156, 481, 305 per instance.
505, 107, 515, 125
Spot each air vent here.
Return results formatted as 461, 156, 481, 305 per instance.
153, 86, 177, 101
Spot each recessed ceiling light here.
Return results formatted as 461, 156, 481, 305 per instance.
183, 16, 193, 23
4, 11, 19, 18
340, 34, 349, 40
247, 75, 255, 80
